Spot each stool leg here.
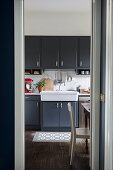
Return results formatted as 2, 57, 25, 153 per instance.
86, 138, 88, 153
70, 136, 75, 165
69, 134, 72, 156
85, 114, 88, 128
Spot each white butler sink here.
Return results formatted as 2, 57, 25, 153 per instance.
41, 91, 79, 101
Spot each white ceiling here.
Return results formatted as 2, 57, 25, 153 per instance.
25, 0, 91, 12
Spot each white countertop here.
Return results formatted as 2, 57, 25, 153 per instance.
25, 93, 40, 95
78, 93, 90, 96
25, 92, 90, 101
25, 91, 90, 97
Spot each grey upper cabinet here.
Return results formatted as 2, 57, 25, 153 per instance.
25, 95, 40, 129
25, 36, 90, 70
25, 36, 41, 69
42, 102, 59, 128
41, 37, 59, 69
59, 37, 77, 69
77, 37, 90, 68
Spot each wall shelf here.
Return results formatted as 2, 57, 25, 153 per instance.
76, 68, 90, 75
25, 69, 43, 75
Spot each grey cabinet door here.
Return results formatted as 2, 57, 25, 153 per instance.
77, 37, 90, 68
25, 96, 40, 126
42, 102, 59, 127
59, 102, 71, 128
59, 37, 77, 69
25, 36, 41, 69
60, 102, 78, 128
41, 37, 59, 69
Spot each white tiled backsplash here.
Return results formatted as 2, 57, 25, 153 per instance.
25, 71, 90, 91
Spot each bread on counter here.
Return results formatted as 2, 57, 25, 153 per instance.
80, 89, 90, 94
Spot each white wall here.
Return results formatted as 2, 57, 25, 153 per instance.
24, 11, 91, 36
25, 71, 90, 91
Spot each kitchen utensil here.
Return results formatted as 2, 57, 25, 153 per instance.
25, 78, 33, 93
54, 72, 58, 85
67, 76, 72, 81
42, 78, 54, 91
62, 72, 67, 83
76, 85, 80, 92
56, 70, 62, 83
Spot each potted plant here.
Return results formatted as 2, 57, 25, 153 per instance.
36, 81, 46, 93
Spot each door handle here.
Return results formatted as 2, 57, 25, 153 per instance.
56, 61, 58, 67
100, 94, 105, 102
61, 61, 63, 67
56, 103, 59, 108
61, 103, 63, 108
37, 102, 38, 107
25, 97, 29, 99
37, 61, 40, 67
76, 50, 77, 67
80, 61, 82, 67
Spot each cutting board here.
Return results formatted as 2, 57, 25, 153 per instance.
42, 78, 54, 91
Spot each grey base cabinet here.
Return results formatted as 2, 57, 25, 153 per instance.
60, 102, 78, 128
41, 101, 78, 131
42, 102, 59, 128
25, 95, 40, 130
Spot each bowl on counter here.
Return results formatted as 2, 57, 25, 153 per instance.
85, 71, 90, 75
81, 71, 85, 75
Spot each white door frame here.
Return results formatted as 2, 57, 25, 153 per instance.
104, 0, 113, 169
14, 0, 25, 170
91, 0, 101, 170
14, 0, 101, 170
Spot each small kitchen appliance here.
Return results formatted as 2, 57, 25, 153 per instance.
25, 78, 33, 93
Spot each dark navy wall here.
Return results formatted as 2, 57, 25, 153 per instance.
0, 1, 14, 170
100, 0, 106, 169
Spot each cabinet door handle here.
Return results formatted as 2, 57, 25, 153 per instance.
25, 97, 29, 99
80, 61, 82, 67
37, 61, 40, 67
76, 49, 77, 67
56, 61, 58, 67
37, 102, 38, 107
61, 103, 63, 108
56, 103, 59, 108
61, 61, 63, 66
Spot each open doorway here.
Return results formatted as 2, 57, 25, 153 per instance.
24, 1, 91, 170
14, 0, 101, 170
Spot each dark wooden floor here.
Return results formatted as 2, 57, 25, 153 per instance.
25, 131, 90, 170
